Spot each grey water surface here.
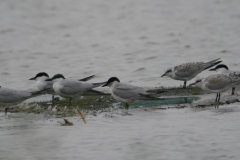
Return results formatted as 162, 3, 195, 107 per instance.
1, 0, 240, 159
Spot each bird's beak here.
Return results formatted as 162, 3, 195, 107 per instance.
102, 83, 107, 87
161, 73, 166, 77
209, 68, 215, 71
29, 77, 35, 80
45, 78, 52, 81
189, 83, 195, 86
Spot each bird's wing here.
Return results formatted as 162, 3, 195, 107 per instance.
203, 58, 222, 70
78, 75, 95, 82
174, 62, 204, 78
227, 72, 240, 85
58, 80, 84, 95
58, 80, 93, 95
112, 83, 145, 100
205, 75, 232, 90
0, 88, 31, 104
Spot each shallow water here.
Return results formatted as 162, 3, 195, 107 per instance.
1, 0, 240, 89
1, 0, 240, 159
1, 104, 240, 160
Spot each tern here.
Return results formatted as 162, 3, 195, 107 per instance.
0, 87, 49, 115
102, 77, 166, 109
209, 64, 240, 95
29, 72, 55, 103
189, 73, 240, 102
30, 72, 96, 103
161, 58, 222, 88
45, 74, 107, 104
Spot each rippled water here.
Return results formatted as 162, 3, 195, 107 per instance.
1, 0, 240, 159
1, 105, 240, 160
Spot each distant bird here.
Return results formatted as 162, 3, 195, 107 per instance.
209, 64, 240, 95
161, 58, 222, 88
102, 77, 166, 109
45, 74, 107, 104
189, 73, 240, 102
30, 72, 96, 103
0, 87, 49, 115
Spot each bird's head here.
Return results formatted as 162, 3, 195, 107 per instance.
102, 77, 120, 87
45, 74, 65, 82
161, 68, 173, 78
29, 72, 49, 81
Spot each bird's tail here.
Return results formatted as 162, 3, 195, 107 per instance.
139, 94, 166, 100
79, 75, 95, 82
92, 82, 108, 88
83, 89, 111, 96
204, 58, 222, 70
30, 88, 52, 97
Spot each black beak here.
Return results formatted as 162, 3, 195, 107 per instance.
45, 78, 52, 81
29, 77, 35, 80
209, 68, 215, 71
102, 83, 107, 87
161, 73, 166, 77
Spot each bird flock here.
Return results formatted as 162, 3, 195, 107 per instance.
1, 58, 240, 115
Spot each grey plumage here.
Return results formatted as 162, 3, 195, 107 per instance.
46, 74, 107, 105
0, 87, 49, 115
78, 75, 96, 82
190, 73, 240, 102
162, 58, 222, 88
103, 77, 166, 109
112, 83, 165, 101
0, 87, 48, 106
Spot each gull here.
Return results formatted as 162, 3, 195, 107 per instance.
161, 58, 222, 88
29, 72, 95, 103
45, 74, 107, 104
209, 64, 240, 95
102, 77, 166, 109
189, 73, 240, 102
0, 86, 49, 115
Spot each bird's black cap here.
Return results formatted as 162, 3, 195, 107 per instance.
102, 77, 120, 87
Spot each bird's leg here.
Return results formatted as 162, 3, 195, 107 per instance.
125, 103, 130, 110
232, 87, 235, 95
52, 95, 54, 104
183, 81, 187, 89
184, 97, 188, 103
5, 107, 8, 115
215, 93, 218, 102
218, 93, 221, 102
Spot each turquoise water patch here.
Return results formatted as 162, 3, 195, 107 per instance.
122, 97, 200, 109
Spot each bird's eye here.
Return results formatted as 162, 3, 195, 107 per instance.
166, 69, 172, 73
196, 80, 201, 83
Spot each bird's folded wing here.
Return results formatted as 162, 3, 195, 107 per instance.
205, 75, 232, 90
174, 62, 204, 78
59, 81, 83, 95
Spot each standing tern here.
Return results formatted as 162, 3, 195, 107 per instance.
0, 87, 49, 115
209, 64, 240, 95
45, 74, 107, 104
102, 77, 166, 109
30, 72, 96, 103
161, 58, 222, 88
189, 73, 240, 102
